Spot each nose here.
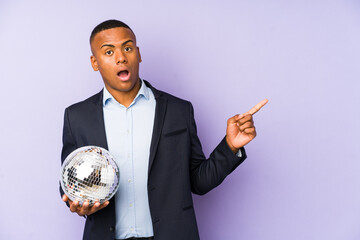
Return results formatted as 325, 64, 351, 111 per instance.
116, 51, 127, 64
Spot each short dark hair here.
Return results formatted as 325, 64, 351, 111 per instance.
90, 19, 134, 43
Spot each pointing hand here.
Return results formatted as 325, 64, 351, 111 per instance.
226, 99, 268, 153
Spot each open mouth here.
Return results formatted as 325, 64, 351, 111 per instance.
117, 70, 130, 81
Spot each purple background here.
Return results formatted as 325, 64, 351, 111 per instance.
1, 0, 360, 239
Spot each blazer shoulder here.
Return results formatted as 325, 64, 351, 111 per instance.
159, 91, 196, 118
65, 90, 103, 112
160, 90, 189, 103
145, 80, 192, 107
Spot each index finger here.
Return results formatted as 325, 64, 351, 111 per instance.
247, 99, 268, 115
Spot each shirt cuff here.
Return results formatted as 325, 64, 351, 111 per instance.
236, 149, 242, 158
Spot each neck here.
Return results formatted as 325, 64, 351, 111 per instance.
107, 79, 141, 108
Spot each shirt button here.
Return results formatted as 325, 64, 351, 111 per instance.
130, 227, 134, 231
128, 179, 132, 183
127, 129, 130, 134
128, 153, 130, 158
129, 203, 133, 207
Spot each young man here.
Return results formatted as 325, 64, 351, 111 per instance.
60, 20, 267, 240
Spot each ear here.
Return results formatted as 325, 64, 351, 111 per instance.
137, 47, 142, 63
90, 55, 99, 71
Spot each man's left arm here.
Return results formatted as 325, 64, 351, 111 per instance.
189, 99, 268, 195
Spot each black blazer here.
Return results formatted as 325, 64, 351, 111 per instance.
60, 81, 247, 240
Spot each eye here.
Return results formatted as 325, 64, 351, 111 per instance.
105, 50, 113, 55
124, 47, 132, 52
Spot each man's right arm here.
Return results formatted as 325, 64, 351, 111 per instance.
60, 108, 109, 216
59, 108, 77, 207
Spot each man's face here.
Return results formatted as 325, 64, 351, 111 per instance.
90, 27, 142, 96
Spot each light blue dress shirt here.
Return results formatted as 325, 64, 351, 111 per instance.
103, 80, 156, 239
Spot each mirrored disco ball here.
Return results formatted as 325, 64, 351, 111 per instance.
60, 146, 120, 205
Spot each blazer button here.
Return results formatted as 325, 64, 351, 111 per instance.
110, 226, 114, 232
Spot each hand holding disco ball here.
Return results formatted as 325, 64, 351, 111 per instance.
60, 146, 120, 216
62, 194, 110, 216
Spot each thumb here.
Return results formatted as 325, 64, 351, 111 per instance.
62, 194, 69, 202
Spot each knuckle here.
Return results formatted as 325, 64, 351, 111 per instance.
79, 209, 85, 215
246, 128, 255, 133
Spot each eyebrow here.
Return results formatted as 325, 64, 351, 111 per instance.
100, 40, 134, 49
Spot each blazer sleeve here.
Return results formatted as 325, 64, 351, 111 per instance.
59, 108, 78, 202
188, 102, 247, 195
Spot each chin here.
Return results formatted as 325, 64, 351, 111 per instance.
116, 81, 138, 92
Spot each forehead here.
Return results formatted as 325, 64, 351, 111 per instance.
91, 27, 136, 48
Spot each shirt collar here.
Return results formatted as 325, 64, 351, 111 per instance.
103, 79, 150, 107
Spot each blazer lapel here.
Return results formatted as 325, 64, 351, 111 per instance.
145, 81, 168, 174
91, 90, 109, 150
90, 89, 116, 216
